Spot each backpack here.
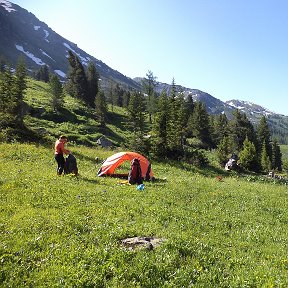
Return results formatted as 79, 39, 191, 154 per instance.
64, 154, 78, 176
128, 158, 143, 185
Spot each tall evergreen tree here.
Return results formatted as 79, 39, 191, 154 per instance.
142, 70, 157, 123
0, 66, 15, 127
123, 90, 131, 108
35, 65, 50, 82
127, 91, 145, 134
216, 136, 231, 165
114, 83, 124, 107
151, 90, 169, 158
239, 136, 258, 171
188, 101, 212, 148
127, 91, 146, 153
66, 51, 77, 96
86, 62, 99, 108
95, 90, 107, 127
66, 51, 89, 105
260, 141, 271, 172
257, 116, 272, 160
271, 139, 282, 171
185, 94, 194, 116
167, 78, 183, 156
228, 109, 257, 152
74, 56, 88, 104
212, 113, 229, 145
107, 78, 115, 111
50, 74, 64, 112
13, 57, 27, 126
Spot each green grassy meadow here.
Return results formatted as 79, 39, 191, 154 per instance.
1, 143, 288, 287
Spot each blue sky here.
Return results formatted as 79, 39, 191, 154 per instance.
10, 0, 288, 115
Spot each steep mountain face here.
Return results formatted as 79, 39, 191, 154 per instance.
0, 0, 140, 90
1, 1, 288, 143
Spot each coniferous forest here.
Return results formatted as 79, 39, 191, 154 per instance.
0, 53, 284, 174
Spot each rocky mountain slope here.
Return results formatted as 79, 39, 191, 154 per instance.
1, 0, 288, 143
0, 0, 140, 90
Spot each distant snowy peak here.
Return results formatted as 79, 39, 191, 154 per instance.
226, 99, 276, 117
0, 0, 15, 12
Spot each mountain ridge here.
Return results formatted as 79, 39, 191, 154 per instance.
1, 0, 288, 143
0, 0, 140, 90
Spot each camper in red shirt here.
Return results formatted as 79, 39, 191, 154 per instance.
54, 135, 70, 175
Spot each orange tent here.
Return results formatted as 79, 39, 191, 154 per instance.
97, 151, 154, 179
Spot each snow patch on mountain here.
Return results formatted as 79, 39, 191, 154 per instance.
226, 100, 275, 117
34, 25, 40, 31
40, 49, 53, 60
0, 0, 16, 12
43, 29, 49, 42
54, 70, 66, 78
226, 101, 245, 110
15, 44, 46, 66
63, 42, 89, 66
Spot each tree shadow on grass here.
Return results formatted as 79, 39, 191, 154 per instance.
106, 111, 129, 132
159, 159, 228, 178
97, 125, 125, 145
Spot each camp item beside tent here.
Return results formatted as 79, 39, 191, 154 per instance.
96, 135, 113, 148
97, 152, 154, 180
225, 153, 239, 171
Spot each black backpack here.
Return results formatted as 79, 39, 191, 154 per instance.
64, 154, 78, 175
128, 158, 143, 185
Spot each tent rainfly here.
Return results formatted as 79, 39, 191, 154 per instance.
97, 151, 154, 180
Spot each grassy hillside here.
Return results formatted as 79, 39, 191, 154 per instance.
1, 78, 288, 286
23, 78, 132, 147
1, 142, 288, 287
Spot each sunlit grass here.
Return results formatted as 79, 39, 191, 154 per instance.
1, 143, 288, 287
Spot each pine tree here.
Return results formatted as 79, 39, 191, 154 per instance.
127, 91, 145, 134
185, 94, 194, 116
0, 66, 15, 127
142, 70, 157, 123
66, 51, 89, 105
188, 101, 212, 148
107, 78, 115, 111
228, 109, 257, 152
114, 84, 124, 107
257, 116, 272, 160
271, 139, 282, 171
212, 113, 229, 145
127, 91, 146, 153
216, 136, 231, 166
13, 57, 27, 126
74, 56, 88, 104
151, 90, 169, 158
95, 90, 107, 127
50, 74, 64, 112
239, 136, 258, 171
35, 65, 49, 82
86, 62, 99, 108
123, 90, 130, 108
167, 78, 184, 156
260, 141, 271, 172
66, 51, 77, 96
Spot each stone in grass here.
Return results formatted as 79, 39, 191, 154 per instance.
121, 236, 164, 251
